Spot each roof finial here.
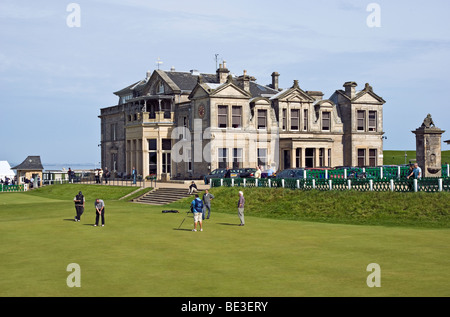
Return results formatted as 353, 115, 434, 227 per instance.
156, 57, 163, 70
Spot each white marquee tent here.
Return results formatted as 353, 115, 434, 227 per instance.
0, 161, 16, 181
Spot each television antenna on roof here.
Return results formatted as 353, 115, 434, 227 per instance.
214, 54, 219, 70
156, 57, 163, 70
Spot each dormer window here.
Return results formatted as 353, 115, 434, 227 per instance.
322, 111, 330, 131
257, 110, 267, 129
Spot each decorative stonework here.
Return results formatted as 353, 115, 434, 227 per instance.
412, 114, 445, 177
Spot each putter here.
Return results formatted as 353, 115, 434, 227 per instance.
177, 211, 191, 230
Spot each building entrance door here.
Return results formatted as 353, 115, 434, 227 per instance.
305, 148, 315, 168
283, 150, 291, 169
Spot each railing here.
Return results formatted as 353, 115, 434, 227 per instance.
0, 184, 25, 192
41, 176, 154, 187
298, 165, 450, 180
210, 176, 450, 192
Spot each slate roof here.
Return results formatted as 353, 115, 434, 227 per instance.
164, 71, 218, 91
247, 81, 279, 98
12, 156, 44, 171
114, 69, 279, 99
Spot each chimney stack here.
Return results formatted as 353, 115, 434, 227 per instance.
237, 70, 250, 92
216, 60, 230, 84
343, 82, 357, 99
271, 72, 280, 90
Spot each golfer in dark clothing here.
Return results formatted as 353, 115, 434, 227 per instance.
73, 191, 85, 222
94, 198, 105, 227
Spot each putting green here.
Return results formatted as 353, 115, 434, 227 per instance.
0, 191, 449, 297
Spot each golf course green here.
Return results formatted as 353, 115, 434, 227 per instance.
0, 184, 449, 297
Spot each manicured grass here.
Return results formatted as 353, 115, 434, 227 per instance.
174, 187, 450, 228
383, 150, 450, 165
1, 184, 449, 297
26, 183, 139, 201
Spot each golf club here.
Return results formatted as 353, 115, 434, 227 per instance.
177, 210, 191, 230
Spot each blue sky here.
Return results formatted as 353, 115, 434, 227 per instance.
1, 0, 450, 166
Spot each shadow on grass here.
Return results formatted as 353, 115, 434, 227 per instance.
217, 222, 240, 226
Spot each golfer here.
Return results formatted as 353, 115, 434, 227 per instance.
94, 198, 105, 227
73, 191, 85, 222
191, 194, 204, 232
238, 191, 245, 226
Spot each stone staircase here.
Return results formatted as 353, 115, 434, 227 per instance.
133, 187, 201, 205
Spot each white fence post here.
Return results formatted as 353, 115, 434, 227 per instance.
303, 170, 307, 179
328, 179, 332, 190
282, 179, 285, 188
390, 179, 394, 191
447, 164, 449, 177
325, 170, 328, 179
243, 178, 246, 187
380, 167, 383, 179
369, 179, 373, 191
220, 179, 223, 187
255, 179, 258, 187
348, 179, 351, 190
438, 178, 443, 192
397, 166, 401, 179
231, 178, 234, 187
344, 169, 347, 179
414, 179, 418, 192
312, 179, 316, 189
268, 179, 271, 188
296, 179, 300, 189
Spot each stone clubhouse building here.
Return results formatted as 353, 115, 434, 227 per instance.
99, 62, 386, 180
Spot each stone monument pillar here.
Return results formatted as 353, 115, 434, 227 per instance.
412, 114, 445, 177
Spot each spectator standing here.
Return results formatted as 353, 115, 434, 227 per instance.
103, 167, 110, 184
95, 169, 100, 183
407, 163, 422, 179
254, 166, 261, 179
132, 167, 137, 184
224, 166, 231, 178
202, 189, 215, 220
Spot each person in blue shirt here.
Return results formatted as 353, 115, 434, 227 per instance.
191, 194, 204, 232
407, 163, 422, 179
267, 165, 275, 177
132, 167, 136, 184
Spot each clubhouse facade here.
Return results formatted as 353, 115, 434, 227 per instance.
99, 62, 386, 180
